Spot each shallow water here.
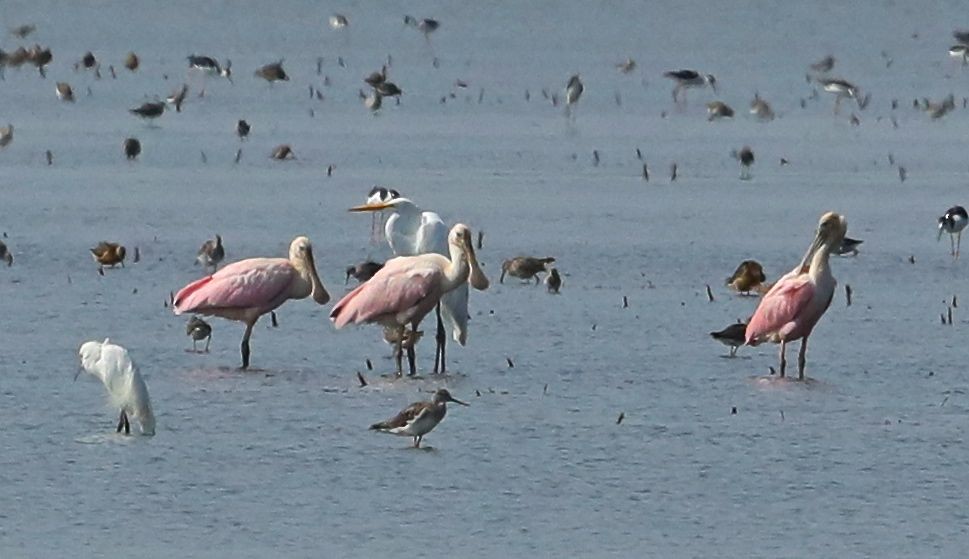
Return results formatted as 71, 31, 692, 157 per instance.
1, 1, 969, 557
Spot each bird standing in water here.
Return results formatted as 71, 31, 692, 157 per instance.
186, 316, 212, 352
370, 388, 468, 448
196, 234, 225, 273
938, 205, 968, 260
565, 74, 583, 120
76, 339, 155, 436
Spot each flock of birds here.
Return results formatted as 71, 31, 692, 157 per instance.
4, 16, 969, 448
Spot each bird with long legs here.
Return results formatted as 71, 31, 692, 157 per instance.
663, 69, 716, 106
196, 234, 225, 273
938, 205, 968, 260
76, 339, 155, 435
330, 224, 488, 377
370, 388, 467, 448
745, 212, 847, 380
187, 55, 231, 96
173, 236, 330, 369
364, 186, 401, 244
819, 78, 858, 114
349, 198, 485, 374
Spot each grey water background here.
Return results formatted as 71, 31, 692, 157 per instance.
1, 0, 969, 556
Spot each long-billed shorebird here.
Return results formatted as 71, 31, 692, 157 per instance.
196, 234, 225, 272
186, 316, 212, 352
750, 93, 775, 121
370, 388, 468, 448
664, 69, 716, 105
710, 322, 747, 357
500, 256, 555, 284
187, 55, 231, 96
837, 237, 863, 256
819, 78, 858, 114
706, 101, 734, 121
938, 205, 969, 260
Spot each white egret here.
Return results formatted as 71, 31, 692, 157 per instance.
76, 339, 155, 436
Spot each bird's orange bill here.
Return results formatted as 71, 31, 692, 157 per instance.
464, 234, 489, 290
348, 202, 392, 212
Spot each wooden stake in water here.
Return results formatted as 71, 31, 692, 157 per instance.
845, 284, 852, 307
357, 372, 367, 387
706, 284, 714, 302
616, 412, 624, 425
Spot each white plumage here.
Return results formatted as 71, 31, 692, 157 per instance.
77, 339, 155, 436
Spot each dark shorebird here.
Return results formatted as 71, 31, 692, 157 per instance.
77, 51, 97, 71
735, 146, 754, 180
374, 81, 402, 97
329, 14, 349, 29
364, 65, 387, 87
954, 29, 969, 45
706, 101, 734, 121
0, 240, 12, 266
10, 24, 36, 39
710, 322, 747, 357
949, 45, 969, 65
55, 82, 74, 102
28, 45, 52, 78
123, 138, 141, 160
124, 52, 139, 72
166, 84, 189, 112
129, 101, 165, 121
938, 205, 969, 259
346, 261, 384, 284
837, 237, 863, 256
236, 119, 250, 140
500, 256, 556, 284
255, 60, 288, 83
196, 234, 225, 272
726, 260, 766, 295
819, 78, 858, 114
91, 242, 126, 270
186, 316, 212, 353
749, 93, 775, 121
271, 145, 295, 160
0, 124, 13, 148
404, 15, 440, 39
187, 55, 232, 95
370, 388, 468, 449
565, 74, 583, 119
545, 267, 562, 293
809, 55, 835, 74
663, 69, 716, 105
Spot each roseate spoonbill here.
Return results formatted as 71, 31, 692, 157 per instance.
500, 256, 555, 284
346, 261, 383, 284
91, 242, 126, 270
186, 316, 212, 352
565, 74, 583, 119
370, 388, 468, 448
76, 339, 155, 436
330, 224, 489, 376
726, 260, 766, 295
710, 322, 747, 357
546, 267, 562, 293
196, 234, 225, 272
938, 206, 968, 259
745, 212, 847, 379
173, 236, 330, 369
348, 197, 480, 374
664, 70, 716, 105
837, 237, 863, 256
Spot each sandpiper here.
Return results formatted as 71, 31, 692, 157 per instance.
706, 101, 734, 121
404, 15, 440, 39
819, 78, 858, 114
55, 82, 74, 102
90, 242, 126, 270
196, 234, 225, 272
710, 322, 747, 357
124, 52, 139, 72
236, 119, 250, 140
374, 81, 402, 97
362, 89, 382, 112
837, 237, 863, 256
500, 256, 556, 284
255, 60, 288, 83
0, 240, 12, 266
938, 205, 969, 259
123, 138, 141, 160
726, 260, 766, 295
346, 261, 384, 284
129, 101, 165, 121
809, 55, 835, 74
28, 45, 52, 77
166, 84, 189, 112
186, 316, 212, 352
329, 14, 349, 29
545, 267, 562, 293
271, 145, 295, 160
0, 124, 13, 148
364, 65, 387, 87
749, 93, 775, 121
663, 69, 716, 105
77, 51, 97, 71
370, 388, 468, 448
735, 146, 754, 179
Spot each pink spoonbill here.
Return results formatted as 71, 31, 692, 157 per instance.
173, 236, 330, 369
330, 224, 489, 376
745, 212, 847, 380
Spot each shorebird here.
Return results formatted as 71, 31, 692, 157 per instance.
500, 256, 556, 284
565, 74, 583, 119
925, 94, 955, 119
735, 146, 754, 179
124, 52, 139, 72
28, 45, 52, 77
949, 45, 969, 65
954, 29, 969, 44
329, 14, 349, 29
55, 82, 74, 102
129, 101, 165, 121
819, 78, 858, 114
404, 15, 440, 39
616, 58, 636, 74
236, 119, 250, 140
364, 66, 387, 87
0, 240, 12, 266
254, 60, 288, 83
186, 316, 212, 352
374, 81, 402, 97
809, 55, 835, 74
938, 205, 969, 259
837, 237, 863, 256
710, 322, 747, 357
187, 55, 231, 95
546, 267, 562, 293
166, 84, 188, 112
346, 261, 384, 284
91, 242, 126, 270
706, 101, 734, 121
746, 212, 847, 380
10, 24, 35, 39
271, 145, 295, 160
364, 186, 401, 243
750, 93, 775, 121
77, 51, 97, 71
122, 138, 140, 160
0, 124, 13, 148
370, 388, 468, 448
663, 69, 716, 105
726, 260, 766, 295
362, 89, 382, 112
196, 234, 225, 272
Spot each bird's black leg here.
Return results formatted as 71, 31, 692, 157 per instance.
192, 339, 197, 352
123, 413, 130, 435
204, 335, 211, 353
434, 304, 446, 374
117, 411, 125, 433
798, 337, 809, 380
778, 340, 787, 378
407, 321, 418, 376
395, 333, 404, 377
241, 321, 254, 370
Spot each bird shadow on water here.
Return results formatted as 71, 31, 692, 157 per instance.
747, 375, 831, 391
73, 432, 144, 445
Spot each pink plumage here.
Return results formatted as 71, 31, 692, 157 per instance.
330, 257, 445, 329
745, 275, 817, 345
174, 258, 296, 317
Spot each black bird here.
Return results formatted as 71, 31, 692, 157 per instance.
79, 51, 97, 70
737, 146, 754, 180
129, 101, 165, 120
123, 138, 141, 160
364, 65, 387, 87
837, 237, 863, 256
236, 119, 250, 140
0, 239, 12, 266
404, 16, 440, 38
346, 261, 384, 284
545, 267, 562, 293
938, 205, 969, 259
374, 81, 402, 97
710, 322, 747, 357
186, 316, 212, 353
